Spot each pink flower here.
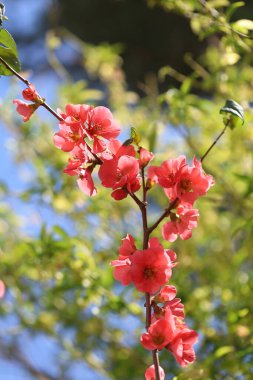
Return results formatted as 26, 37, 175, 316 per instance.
58, 104, 92, 128
141, 315, 175, 350
166, 326, 198, 367
145, 365, 165, 380
85, 106, 121, 145
155, 285, 177, 303
77, 167, 97, 196
130, 244, 173, 294
54, 124, 85, 152
0, 280, 5, 298
111, 258, 132, 286
166, 298, 185, 319
22, 84, 41, 102
165, 157, 214, 205
13, 99, 38, 122
54, 104, 92, 152
63, 145, 88, 176
99, 154, 140, 200
146, 166, 159, 188
153, 286, 185, 320
118, 234, 136, 258
162, 205, 199, 242
139, 147, 154, 168
151, 156, 186, 188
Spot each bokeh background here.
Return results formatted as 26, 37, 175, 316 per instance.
1, 0, 253, 379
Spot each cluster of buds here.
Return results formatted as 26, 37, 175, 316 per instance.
13, 84, 44, 122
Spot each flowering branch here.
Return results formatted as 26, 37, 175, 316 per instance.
0, 56, 63, 122
2, 53, 234, 380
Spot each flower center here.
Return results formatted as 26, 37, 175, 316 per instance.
180, 178, 192, 192
144, 267, 155, 279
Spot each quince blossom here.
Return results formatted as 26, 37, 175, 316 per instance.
22, 84, 41, 102
162, 205, 199, 242
166, 325, 198, 367
99, 154, 140, 200
130, 244, 175, 294
139, 147, 154, 168
118, 234, 136, 258
145, 365, 165, 380
141, 313, 175, 350
13, 99, 39, 122
0, 280, 5, 298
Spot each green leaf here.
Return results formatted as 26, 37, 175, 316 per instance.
219, 99, 244, 128
214, 345, 234, 358
232, 19, 253, 34
226, 2, 245, 22
131, 127, 141, 146
0, 28, 21, 75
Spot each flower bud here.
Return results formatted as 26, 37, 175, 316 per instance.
139, 147, 154, 168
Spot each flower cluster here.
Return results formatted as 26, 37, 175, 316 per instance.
142, 285, 198, 367
52, 103, 150, 199
148, 155, 214, 242
112, 235, 199, 372
14, 98, 214, 379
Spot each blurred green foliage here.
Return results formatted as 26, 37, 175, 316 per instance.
1, 1, 253, 379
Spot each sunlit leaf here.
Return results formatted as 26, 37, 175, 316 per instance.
220, 99, 244, 128
0, 28, 20, 74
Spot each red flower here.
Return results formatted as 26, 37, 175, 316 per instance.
58, 104, 92, 128
141, 315, 175, 350
13, 99, 39, 122
139, 147, 154, 168
118, 234, 136, 258
155, 285, 177, 303
146, 166, 159, 188
22, 84, 41, 103
0, 280, 5, 298
130, 244, 174, 294
165, 157, 214, 205
166, 326, 198, 367
99, 154, 140, 200
54, 104, 91, 152
111, 258, 132, 286
151, 155, 186, 188
162, 205, 199, 242
152, 286, 185, 321
86, 106, 121, 142
145, 365, 165, 380
77, 167, 97, 197
63, 145, 88, 176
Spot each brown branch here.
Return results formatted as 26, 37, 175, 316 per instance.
148, 197, 179, 235
201, 124, 228, 163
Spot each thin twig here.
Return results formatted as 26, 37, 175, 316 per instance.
201, 124, 228, 163
148, 197, 179, 235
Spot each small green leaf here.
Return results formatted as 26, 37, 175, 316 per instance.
214, 345, 234, 358
0, 3, 5, 26
220, 99, 244, 129
0, 28, 21, 75
226, 2, 245, 22
131, 127, 141, 146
